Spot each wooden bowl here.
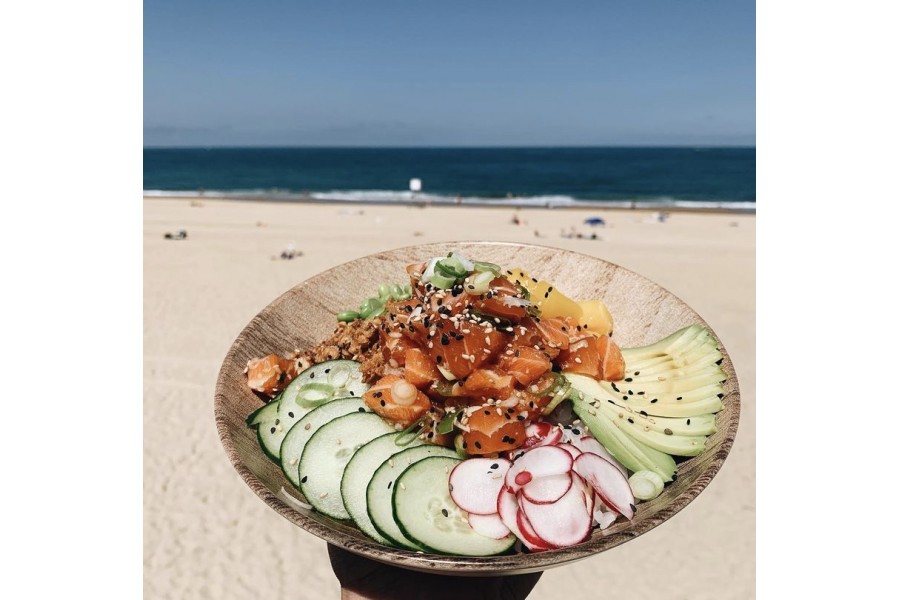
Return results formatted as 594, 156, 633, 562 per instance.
214, 242, 741, 575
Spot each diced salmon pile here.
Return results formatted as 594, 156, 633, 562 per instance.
356, 262, 625, 456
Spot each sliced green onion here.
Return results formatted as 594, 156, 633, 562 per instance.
629, 470, 665, 500
327, 365, 351, 388
394, 416, 428, 446
435, 258, 467, 279
431, 380, 458, 396
454, 433, 469, 459
436, 364, 457, 381
337, 311, 360, 322
436, 410, 458, 435
296, 383, 335, 408
530, 372, 564, 397
464, 270, 495, 295
430, 272, 456, 289
541, 382, 572, 415
472, 260, 501, 274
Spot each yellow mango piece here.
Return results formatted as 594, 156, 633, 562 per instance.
506, 267, 537, 292
577, 300, 614, 336
531, 281, 583, 319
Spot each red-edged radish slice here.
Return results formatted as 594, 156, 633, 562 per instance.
449, 458, 511, 515
516, 508, 555, 550
504, 445, 573, 493
498, 488, 549, 552
521, 472, 573, 505
556, 443, 583, 460
572, 435, 627, 476
467, 513, 511, 539
521, 422, 564, 450
575, 475, 595, 514
520, 483, 592, 548
573, 453, 635, 519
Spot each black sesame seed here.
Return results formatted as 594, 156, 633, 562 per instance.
491, 463, 499, 469
715, 358, 724, 365
270, 427, 276, 434
611, 383, 620, 392
455, 334, 464, 341
517, 415, 526, 420
427, 431, 434, 438
349, 391, 355, 396
374, 391, 383, 398
608, 399, 616, 404
629, 503, 637, 513
288, 412, 294, 418
664, 428, 673, 435
475, 441, 482, 449
548, 286, 553, 293
687, 418, 691, 425
717, 393, 725, 398
380, 400, 386, 407
622, 396, 629, 401
388, 481, 392, 489
628, 390, 633, 396
572, 428, 580, 435
310, 372, 315, 378
650, 398, 658, 403
301, 475, 308, 483
441, 508, 449, 517
358, 407, 366, 413
436, 355, 443, 364
634, 371, 640, 376
677, 396, 683, 401
639, 411, 648, 416
627, 418, 634, 424
441, 333, 450, 345
624, 377, 633, 383
462, 442, 467, 449
484, 410, 491, 416
671, 473, 678, 481
637, 391, 645, 395
324, 368, 331, 373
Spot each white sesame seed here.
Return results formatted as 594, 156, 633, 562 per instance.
289, 458, 298, 466
319, 492, 328, 498
400, 482, 406, 490
389, 459, 394, 467
574, 357, 582, 364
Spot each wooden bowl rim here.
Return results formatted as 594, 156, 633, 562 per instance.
214, 241, 741, 575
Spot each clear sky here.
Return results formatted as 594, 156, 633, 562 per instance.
144, 0, 755, 147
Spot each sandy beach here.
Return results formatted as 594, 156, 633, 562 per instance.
144, 197, 755, 599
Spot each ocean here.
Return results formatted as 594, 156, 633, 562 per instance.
143, 147, 755, 211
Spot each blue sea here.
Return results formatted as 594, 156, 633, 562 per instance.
143, 147, 755, 211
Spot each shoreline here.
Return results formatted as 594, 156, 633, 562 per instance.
143, 191, 756, 214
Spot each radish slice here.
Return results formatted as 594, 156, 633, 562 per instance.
521, 472, 573, 505
467, 513, 511, 539
516, 508, 555, 550
571, 436, 627, 476
519, 483, 592, 548
521, 422, 564, 450
505, 446, 573, 493
498, 489, 549, 552
573, 453, 636, 520
556, 443, 583, 460
449, 458, 511, 515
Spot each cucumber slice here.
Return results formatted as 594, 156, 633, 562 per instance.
340, 433, 424, 545
299, 413, 396, 520
280, 398, 368, 488
246, 401, 277, 427
256, 360, 369, 460
367, 444, 460, 550
280, 360, 369, 412
393, 456, 516, 556
247, 400, 284, 460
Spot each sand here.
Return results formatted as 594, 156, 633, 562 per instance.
144, 197, 755, 599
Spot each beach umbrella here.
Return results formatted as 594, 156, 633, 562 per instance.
584, 217, 606, 226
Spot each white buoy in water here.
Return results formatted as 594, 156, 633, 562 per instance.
409, 178, 422, 192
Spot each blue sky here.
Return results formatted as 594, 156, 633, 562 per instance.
144, 1, 755, 147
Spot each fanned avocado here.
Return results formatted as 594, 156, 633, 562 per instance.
565, 324, 728, 475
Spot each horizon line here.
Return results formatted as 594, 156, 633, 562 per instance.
144, 144, 756, 150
